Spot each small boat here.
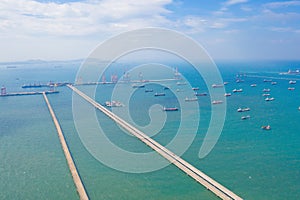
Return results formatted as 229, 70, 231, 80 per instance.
241, 115, 250, 120
262, 93, 270, 96
164, 87, 169, 90
223, 82, 229, 85
288, 87, 295, 90
212, 84, 224, 88
250, 84, 257, 87
194, 92, 208, 96
163, 107, 178, 111
132, 84, 145, 88
236, 79, 244, 83
271, 82, 277, 85
237, 107, 250, 112
224, 93, 231, 97
145, 89, 154, 92
185, 97, 198, 102
154, 93, 165, 96
212, 100, 223, 105
265, 97, 275, 101
105, 101, 124, 107
261, 125, 271, 130
262, 88, 271, 92
192, 87, 199, 91
289, 80, 296, 84
298, 106, 300, 111
232, 88, 243, 93
176, 82, 187, 85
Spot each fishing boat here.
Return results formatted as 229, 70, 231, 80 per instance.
265, 97, 275, 101
237, 107, 250, 112
105, 101, 124, 107
154, 93, 165, 96
212, 84, 223, 88
261, 125, 271, 130
176, 82, 187, 85
212, 100, 223, 105
163, 107, 178, 111
185, 97, 198, 102
289, 80, 296, 84
232, 88, 243, 93
132, 84, 145, 88
241, 115, 250, 120
194, 92, 208, 96
145, 89, 154, 92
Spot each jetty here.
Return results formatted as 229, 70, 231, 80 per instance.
0, 90, 59, 97
43, 92, 89, 200
68, 84, 243, 200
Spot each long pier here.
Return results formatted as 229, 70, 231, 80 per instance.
0, 90, 58, 97
68, 84, 242, 200
43, 92, 89, 200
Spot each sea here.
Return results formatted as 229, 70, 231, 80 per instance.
1, 59, 300, 200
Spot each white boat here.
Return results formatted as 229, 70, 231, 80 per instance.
262, 93, 270, 96
176, 82, 187, 85
154, 93, 165, 96
192, 87, 199, 91
271, 82, 277, 85
250, 84, 257, 87
145, 89, 153, 92
224, 93, 231, 97
288, 87, 295, 90
185, 97, 198, 102
262, 88, 271, 92
233, 88, 243, 93
194, 92, 208, 96
105, 101, 124, 107
212, 84, 223, 88
241, 115, 250, 120
163, 107, 178, 111
237, 107, 250, 112
265, 97, 275, 101
212, 100, 223, 105
261, 125, 271, 130
289, 80, 296, 84
132, 84, 145, 88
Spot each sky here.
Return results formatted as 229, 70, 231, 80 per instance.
0, 0, 300, 62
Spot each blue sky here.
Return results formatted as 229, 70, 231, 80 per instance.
0, 0, 299, 62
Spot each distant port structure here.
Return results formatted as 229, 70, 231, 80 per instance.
0, 69, 243, 200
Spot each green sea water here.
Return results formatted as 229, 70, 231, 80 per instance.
1, 60, 300, 199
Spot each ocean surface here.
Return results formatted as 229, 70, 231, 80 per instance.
1, 60, 300, 199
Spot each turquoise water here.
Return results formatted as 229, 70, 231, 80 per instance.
1, 60, 300, 199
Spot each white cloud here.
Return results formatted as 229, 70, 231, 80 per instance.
0, 0, 173, 37
224, 0, 248, 6
264, 1, 300, 8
